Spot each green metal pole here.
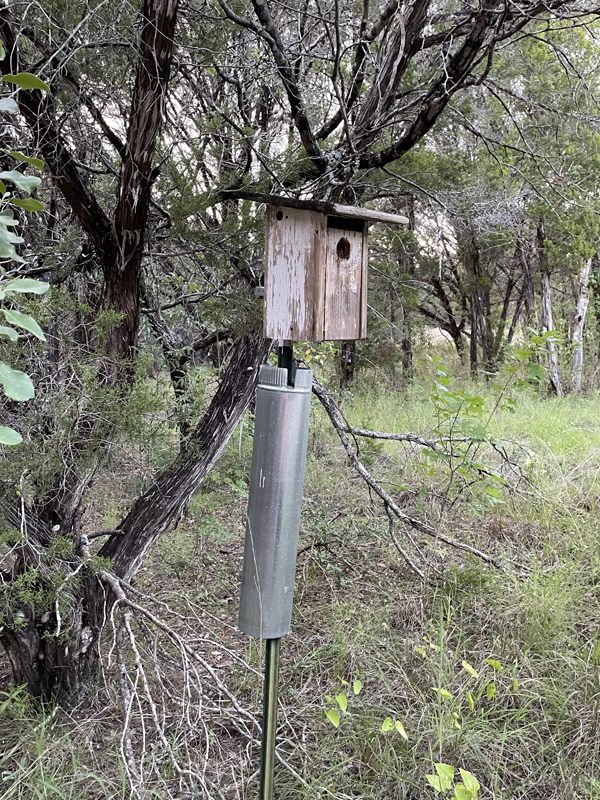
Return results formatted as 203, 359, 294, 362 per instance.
259, 637, 280, 800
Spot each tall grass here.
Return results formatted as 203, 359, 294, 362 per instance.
4, 361, 600, 799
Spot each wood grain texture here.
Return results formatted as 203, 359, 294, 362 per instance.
324, 227, 365, 340
264, 206, 368, 341
360, 229, 369, 338
264, 205, 325, 340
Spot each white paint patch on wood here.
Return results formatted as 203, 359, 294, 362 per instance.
264, 206, 325, 340
264, 206, 368, 341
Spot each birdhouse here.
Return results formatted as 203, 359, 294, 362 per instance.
262, 199, 408, 342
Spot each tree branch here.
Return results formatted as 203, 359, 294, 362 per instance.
247, 0, 327, 172
99, 332, 272, 581
312, 376, 501, 569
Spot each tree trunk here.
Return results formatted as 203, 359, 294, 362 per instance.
104, 0, 179, 365
470, 297, 478, 378
401, 312, 413, 380
1, 333, 272, 700
340, 340, 356, 388
425, 276, 466, 359
571, 255, 594, 392
1, 0, 179, 374
400, 194, 415, 382
537, 220, 564, 397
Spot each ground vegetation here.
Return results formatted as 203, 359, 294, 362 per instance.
2, 0, 600, 796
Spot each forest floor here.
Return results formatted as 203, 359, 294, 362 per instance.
3, 362, 600, 799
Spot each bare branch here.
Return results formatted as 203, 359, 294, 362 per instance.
312, 376, 501, 569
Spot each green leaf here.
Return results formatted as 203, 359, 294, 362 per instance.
426, 774, 443, 793
466, 691, 475, 712
335, 692, 347, 713
0, 425, 21, 445
352, 679, 362, 695
486, 682, 496, 701
395, 720, 408, 739
434, 763, 455, 792
485, 658, 502, 671
0, 361, 34, 400
11, 198, 44, 212
0, 325, 17, 341
6, 151, 44, 169
2, 73, 50, 91
381, 717, 394, 732
462, 660, 478, 679
0, 170, 41, 194
525, 362, 545, 381
3, 309, 45, 340
325, 709, 339, 728
0, 97, 18, 113
0, 181, 5, 194
454, 784, 472, 800
4, 278, 49, 294
0, 41, 4, 60
432, 687, 452, 700
459, 769, 480, 797
0, 210, 25, 262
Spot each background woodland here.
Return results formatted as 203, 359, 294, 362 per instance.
2, 0, 600, 797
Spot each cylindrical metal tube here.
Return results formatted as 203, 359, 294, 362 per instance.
238, 364, 312, 639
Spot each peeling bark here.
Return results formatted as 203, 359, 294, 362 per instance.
1, 334, 272, 699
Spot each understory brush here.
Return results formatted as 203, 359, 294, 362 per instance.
3, 366, 600, 799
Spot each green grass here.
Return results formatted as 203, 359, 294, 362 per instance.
4, 364, 600, 798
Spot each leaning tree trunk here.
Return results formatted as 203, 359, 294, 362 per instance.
1, 333, 271, 700
571, 255, 594, 392
537, 220, 564, 397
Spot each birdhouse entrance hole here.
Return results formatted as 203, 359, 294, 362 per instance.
336, 237, 351, 260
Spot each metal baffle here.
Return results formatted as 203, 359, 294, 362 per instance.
238, 364, 313, 639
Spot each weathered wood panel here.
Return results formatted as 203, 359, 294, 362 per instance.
360, 230, 368, 339
264, 205, 326, 340
323, 226, 366, 340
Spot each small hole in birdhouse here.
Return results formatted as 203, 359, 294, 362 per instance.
276, 211, 283, 221
337, 237, 351, 260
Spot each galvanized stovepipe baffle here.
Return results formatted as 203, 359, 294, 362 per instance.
238, 342, 312, 799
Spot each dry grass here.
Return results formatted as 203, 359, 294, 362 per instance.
3, 369, 600, 798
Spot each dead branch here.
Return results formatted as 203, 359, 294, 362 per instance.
97, 570, 322, 799
312, 376, 501, 570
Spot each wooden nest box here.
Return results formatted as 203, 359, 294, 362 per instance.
261, 198, 408, 342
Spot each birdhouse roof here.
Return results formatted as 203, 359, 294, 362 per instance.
222, 189, 409, 226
